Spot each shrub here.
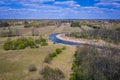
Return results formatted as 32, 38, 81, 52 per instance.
49, 52, 57, 57
41, 66, 65, 80
18, 44, 26, 49
44, 55, 52, 63
27, 38, 36, 47
62, 46, 66, 50
40, 38, 46, 42
35, 45, 39, 48
56, 48, 62, 54
35, 37, 48, 46
41, 42, 48, 46
29, 65, 37, 72
71, 62, 77, 70
3, 40, 13, 50
3, 37, 39, 50
44, 47, 65, 63
35, 39, 41, 44
12, 40, 18, 50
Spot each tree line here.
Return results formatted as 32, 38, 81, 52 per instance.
70, 46, 120, 80
67, 29, 120, 44
0, 21, 10, 27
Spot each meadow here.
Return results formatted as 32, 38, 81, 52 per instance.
0, 20, 120, 80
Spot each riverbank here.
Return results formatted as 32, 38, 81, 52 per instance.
56, 33, 120, 49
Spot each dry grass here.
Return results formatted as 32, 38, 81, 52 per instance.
0, 24, 81, 80
0, 22, 120, 80
50, 46, 76, 80
0, 43, 68, 80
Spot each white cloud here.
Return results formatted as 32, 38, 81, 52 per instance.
12, 0, 55, 3
0, 0, 120, 19
31, 0, 55, 2
95, 0, 120, 8
95, 0, 120, 2
54, 1, 80, 7
0, 0, 55, 7
0, 6, 120, 19
96, 2, 120, 7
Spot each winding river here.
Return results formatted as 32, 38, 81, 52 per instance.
49, 33, 84, 46
49, 33, 105, 49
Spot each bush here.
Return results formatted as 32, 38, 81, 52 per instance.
18, 44, 26, 49
44, 47, 65, 63
29, 65, 37, 72
49, 52, 57, 57
62, 46, 66, 50
71, 63, 77, 70
35, 37, 48, 46
56, 48, 62, 54
35, 39, 41, 44
41, 66, 65, 80
44, 55, 52, 63
41, 42, 48, 46
40, 37, 46, 42
3, 40, 13, 50
27, 38, 36, 47
3, 38, 39, 50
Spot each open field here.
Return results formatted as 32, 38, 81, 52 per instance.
0, 43, 74, 80
0, 22, 77, 80
0, 20, 120, 80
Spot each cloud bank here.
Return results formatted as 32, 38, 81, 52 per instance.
0, 0, 120, 19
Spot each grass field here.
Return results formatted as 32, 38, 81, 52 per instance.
0, 44, 71, 80
0, 22, 120, 80
0, 24, 78, 80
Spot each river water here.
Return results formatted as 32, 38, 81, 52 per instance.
49, 33, 105, 49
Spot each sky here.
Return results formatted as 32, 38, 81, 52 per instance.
0, 0, 120, 19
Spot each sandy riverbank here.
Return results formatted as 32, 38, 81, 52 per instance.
56, 33, 119, 48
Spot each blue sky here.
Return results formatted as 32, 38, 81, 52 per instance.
0, 0, 120, 19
